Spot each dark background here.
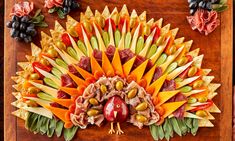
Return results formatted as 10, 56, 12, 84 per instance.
0, 0, 233, 141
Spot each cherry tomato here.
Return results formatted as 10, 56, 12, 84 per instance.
186, 55, 193, 62
61, 33, 72, 46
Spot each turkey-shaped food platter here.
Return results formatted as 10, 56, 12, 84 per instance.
6, 2, 232, 141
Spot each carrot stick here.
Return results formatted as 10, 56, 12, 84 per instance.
53, 98, 74, 108
60, 87, 83, 96
44, 105, 70, 123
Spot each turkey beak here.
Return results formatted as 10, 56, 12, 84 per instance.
114, 111, 118, 118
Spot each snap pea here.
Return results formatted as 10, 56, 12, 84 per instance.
29, 113, 39, 132
149, 124, 158, 141
35, 115, 43, 134
47, 118, 56, 137
51, 67, 62, 79
115, 29, 121, 47
156, 53, 167, 66
157, 125, 165, 140
185, 118, 193, 129
135, 36, 144, 54
67, 47, 78, 60
191, 118, 199, 136
163, 120, 171, 141
64, 126, 79, 141
166, 62, 178, 73
40, 117, 50, 135
44, 77, 59, 89
177, 119, 188, 135
102, 31, 110, 47
146, 44, 157, 58
170, 117, 182, 136
55, 58, 68, 69
180, 86, 192, 93
90, 36, 99, 49
125, 32, 132, 48
55, 121, 64, 137
77, 40, 87, 55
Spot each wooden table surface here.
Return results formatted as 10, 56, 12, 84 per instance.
4, 0, 233, 141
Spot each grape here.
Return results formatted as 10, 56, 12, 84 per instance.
12, 15, 19, 21
190, 9, 197, 15
210, 0, 218, 4
65, 0, 72, 7
21, 16, 30, 23
15, 37, 22, 41
71, 1, 80, 9
20, 33, 27, 39
12, 21, 20, 29
10, 29, 19, 38
206, 2, 212, 10
189, 1, 198, 9
198, 1, 206, 8
188, 0, 197, 3
28, 23, 35, 29
20, 23, 27, 31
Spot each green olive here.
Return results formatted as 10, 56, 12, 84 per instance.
40, 58, 50, 66
25, 100, 38, 107
29, 73, 40, 80
196, 110, 207, 117
28, 87, 40, 94
155, 36, 164, 46
136, 114, 148, 123
83, 21, 92, 33
96, 16, 105, 28
198, 97, 208, 103
180, 86, 192, 93
100, 84, 107, 94
55, 40, 66, 50
135, 102, 148, 111
193, 80, 204, 89
115, 81, 124, 90
130, 17, 137, 28
187, 97, 197, 104
68, 26, 78, 37
89, 98, 99, 105
87, 109, 99, 117
168, 45, 177, 55
47, 48, 58, 58
188, 66, 198, 77
177, 57, 188, 66
127, 88, 138, 99
143, 24, 151, 36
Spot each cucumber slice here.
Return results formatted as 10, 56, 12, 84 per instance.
37, 92, 53, 101
51, 67, 62, 79
156, 53, 167, 66
125, 32, 132, 48
67, 47, 78, 60
43, 77, 59, 89
90, 36, 99, 49
55, 58, 68, 69
102, 31, 110, 47
77, 40, 87, 56
115, 29, 121, 47
146, 44, 157, 58
166, 62, 178, 73
136, 36, 144, 54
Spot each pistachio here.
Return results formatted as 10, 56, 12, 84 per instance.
25, 100, 38, 107
155, 36, 164, 46
195, 110, 207, 117
68, 26, 78, 37
135, 102, 148, 111
87, 109, 99, 117
136, 114, 148, 123
177, 56, 188, 66
143, 24, 151, 36
47, 48, 58, 58
115, 81, 124, 90
29, 73, 40, 80
180, 86, 192, 93
28, 87, 40, 94
193, 80, 204, 89
187, 97, 197, 104
55, 40, 66, 50
40, 58, 49, 66
198, 97, 208, 103
188, 66, 198, 77
89, 98, 99, 105
127, 88, 138, 99
83, 21, 92, 33
100, 84, 107, 94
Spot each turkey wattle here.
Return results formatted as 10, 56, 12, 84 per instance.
103, 96, 129, 134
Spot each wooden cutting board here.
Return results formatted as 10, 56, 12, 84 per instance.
4, 0, 233, 141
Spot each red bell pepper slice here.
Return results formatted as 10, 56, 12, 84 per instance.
179, 67, 190, 79
32, 62, 52, 77
118, 16, 130, 32
61, 33, 72, 47
104, 18, 116, 32
190, 100, 213, 112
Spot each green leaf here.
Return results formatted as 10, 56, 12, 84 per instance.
64, 126, 79, 141
213, 5, 228, 12
157, 125, 165, 140
170, 117, 182, 136
57, 8, 65, 19
48, 7, 57, 14
35, 22, 48, 28
149, 124, 158, 140
55, 121, 64, 137
33, 9, 42, 18
47, 118, 57, 137
191, 118, 199, 136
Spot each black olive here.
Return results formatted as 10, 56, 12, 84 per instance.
6, 21, 13, 28
12, 21, 20, 29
